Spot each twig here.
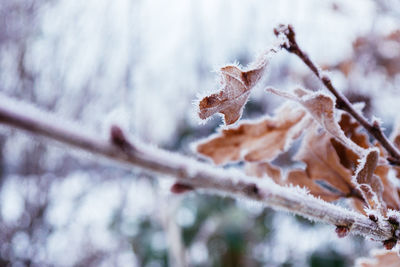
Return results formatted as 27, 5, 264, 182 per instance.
158, 197, 187, 267
274, 24, 400, 165
0, 94, 395, 242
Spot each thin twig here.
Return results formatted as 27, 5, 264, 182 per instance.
0, 94, 395, 242
274, 24, 400, 165
158, 197, 187, 267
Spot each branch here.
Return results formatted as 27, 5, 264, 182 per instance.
0, 94, 395, 242
274, 24, 400, 165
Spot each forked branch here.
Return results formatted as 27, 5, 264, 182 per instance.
274, 24, 400, 165
0, 94, 394, 241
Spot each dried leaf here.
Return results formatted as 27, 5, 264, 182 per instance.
354, 150, 380, 190
246, 162, 341, 201
374, 164, 400, 211
245, 162, 282, 183
294, 124, 355, 197
331, 113, 369, 172
285, 169, 342, 201
352, 149, 384, 212
267, 87, 364, 155
245, 119, 362, 202
196, 103, 310, 165
198, 47, 279, 125
335, 115, 400, 211
356, 250, 400, 267
353, 30, 400, 77
244, 110, 399, 212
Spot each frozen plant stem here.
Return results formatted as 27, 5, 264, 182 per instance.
274, 24, 400, 165
0, 94, 394, 241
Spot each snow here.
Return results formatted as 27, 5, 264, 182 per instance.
0, 176, 25, 223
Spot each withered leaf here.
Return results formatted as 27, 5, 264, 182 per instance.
245, 161, 341, 201
196, 103, 310, 165
244, 110, 400, 213
356, 250, 400, 267
246, 162, 343, 202
354, 149, 379, 186
286, 169, 342, 202
353, 30, 400, 77
294, 124, 355, 196
374, 153, 400, 211
198, 47, 279, 125
352, 149, 384, 212
335, 114, 400, 211
245, 162, 282, 183
331, 113, 370, 172
245, 119, 362, 203
267, 87, 364, 156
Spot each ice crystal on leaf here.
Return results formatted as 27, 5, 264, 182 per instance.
352, 149, 385, 213
198, 46, 281, 125
196, 103, 310, 165
267, 87, 365, 155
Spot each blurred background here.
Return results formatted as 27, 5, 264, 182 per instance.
1, 0, 400, 266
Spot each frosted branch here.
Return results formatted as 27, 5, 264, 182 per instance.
0, 94, 395, 242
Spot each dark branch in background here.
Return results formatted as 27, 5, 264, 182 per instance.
274, 24, 400, 165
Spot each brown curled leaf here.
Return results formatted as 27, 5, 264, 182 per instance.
332, 113, 370, 172
294, 124, 355, 197
196, 103, 310, 165
246, 122, 359, 203
198, 47, 280, 125
339, 113, 370, 149
374, 164, 400, 211
352, 149, 384, 212
356, 250, 400, 267
335, 114, 400, 211
267, 87, 364, 156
